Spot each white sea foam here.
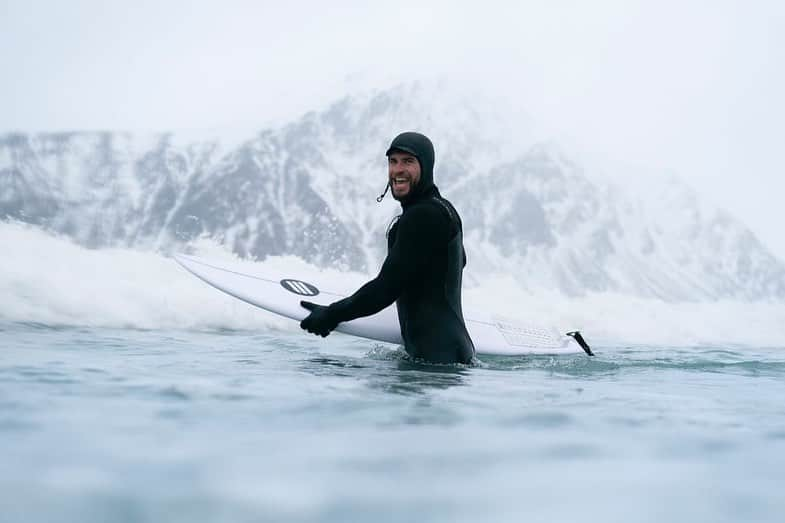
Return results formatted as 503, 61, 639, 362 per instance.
2, 221, 783, 347
0, 221, 286, 332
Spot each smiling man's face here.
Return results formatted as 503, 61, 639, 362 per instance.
387, 151, 421, 200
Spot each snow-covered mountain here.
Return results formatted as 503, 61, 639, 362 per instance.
2, 83, 784, 301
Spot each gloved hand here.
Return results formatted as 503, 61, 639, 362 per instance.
300, 301, 339, 337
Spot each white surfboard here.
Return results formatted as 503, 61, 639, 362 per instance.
174, 254, 588, 356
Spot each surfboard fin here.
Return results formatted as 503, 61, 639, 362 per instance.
566, 331, 594, 356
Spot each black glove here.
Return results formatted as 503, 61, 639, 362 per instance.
300, 301, 339, 337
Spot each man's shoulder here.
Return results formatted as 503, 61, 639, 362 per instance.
398, 196, 461, 239
401, 197, 453, 224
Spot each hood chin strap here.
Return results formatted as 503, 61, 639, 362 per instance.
376, 183, 390, 203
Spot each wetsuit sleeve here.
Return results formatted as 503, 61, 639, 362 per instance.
326, 204, 451, 322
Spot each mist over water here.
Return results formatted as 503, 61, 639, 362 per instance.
3, 3, 785, 521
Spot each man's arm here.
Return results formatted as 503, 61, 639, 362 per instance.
300, 205, 450, 335
331, 204, 450, 319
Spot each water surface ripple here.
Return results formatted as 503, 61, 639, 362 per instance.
1, 322, 784, 523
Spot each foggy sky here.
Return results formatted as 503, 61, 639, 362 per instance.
2, 0, 784, 258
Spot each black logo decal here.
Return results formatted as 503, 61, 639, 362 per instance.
280, 279, 319, 297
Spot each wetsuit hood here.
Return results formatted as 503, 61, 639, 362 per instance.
385, 132, 435, 205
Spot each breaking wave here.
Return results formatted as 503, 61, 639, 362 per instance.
2, 221, 784, 347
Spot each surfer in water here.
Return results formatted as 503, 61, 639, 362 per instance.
300, 132, 476, 364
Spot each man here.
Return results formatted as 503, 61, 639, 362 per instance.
300, 132, 475, 364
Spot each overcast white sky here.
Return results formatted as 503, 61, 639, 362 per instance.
2, 0, 784, 258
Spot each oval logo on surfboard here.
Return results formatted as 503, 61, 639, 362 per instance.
280, 279, 320, 297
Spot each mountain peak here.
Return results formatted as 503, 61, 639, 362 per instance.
2, 84, 784, 301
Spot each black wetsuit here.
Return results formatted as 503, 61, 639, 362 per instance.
300, 131, 476, 364
328, 185, 475, 364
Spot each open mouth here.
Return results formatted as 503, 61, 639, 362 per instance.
392, 177, 410, 189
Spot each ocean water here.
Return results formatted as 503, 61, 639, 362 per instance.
2, 222, 785, 522
2, 322, 785, 523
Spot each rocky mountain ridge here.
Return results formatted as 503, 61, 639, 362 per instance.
2, 84, 783, 301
